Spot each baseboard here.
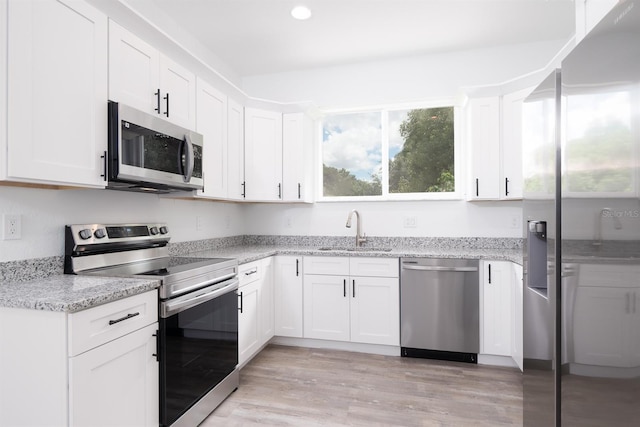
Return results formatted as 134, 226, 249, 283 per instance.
271, 336, 401, 357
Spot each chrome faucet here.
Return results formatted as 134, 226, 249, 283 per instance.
593, 207, 622, 247
346, 209, 367, 247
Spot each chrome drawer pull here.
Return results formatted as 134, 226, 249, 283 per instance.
108, 312, 140, 325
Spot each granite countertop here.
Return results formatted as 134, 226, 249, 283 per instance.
0, 275, 160, 313
0, 238, 522, 313
184, 244, 523, 265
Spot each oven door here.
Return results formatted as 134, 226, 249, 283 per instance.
159, 277, 239, 426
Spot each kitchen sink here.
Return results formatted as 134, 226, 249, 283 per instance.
317, 247, 393, 252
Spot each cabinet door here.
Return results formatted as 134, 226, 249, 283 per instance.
480, 261, 512, 356
573, 286, 629, 367
244, 108, 283, 201
227, 98, 245, 200
238, 280, 260, 366
69, 323, 159, 427
511, 263, 524, 371
274, 256, 303, 337
7, 0, 107, 187
259, 257, 275, 345
303, 274, 350, 341
350, 276, 400, 345
108, 20, 160, 114
501, 88, 532, 199
467, 97, 500, 200
159, 54, 196, 129
282, 112, 313, 202
196, 78, 227, 199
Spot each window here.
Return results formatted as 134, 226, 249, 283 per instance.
321, 105, 457, 199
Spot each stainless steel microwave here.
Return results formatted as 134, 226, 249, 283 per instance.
107, 101, 204, 193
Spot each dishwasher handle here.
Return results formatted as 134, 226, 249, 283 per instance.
401, 265, 478, 272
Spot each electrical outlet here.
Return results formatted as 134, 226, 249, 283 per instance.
403, 216, 417, 228
509, 214, 521, 229
284, 216, 292, 228
3, 214, 21, 240
196, 215, 203, 231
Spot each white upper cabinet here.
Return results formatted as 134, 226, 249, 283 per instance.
196, 78, 228, 199
501, 88, 533, 200
4, 0, 108, 187
109, 21, 196, 129
244, 107, 283, 201
282, 112, 314, 202
227, 98, 246, 200
467, 97, 501, 200
575, 0, 618, 43
467, 88, 532, 200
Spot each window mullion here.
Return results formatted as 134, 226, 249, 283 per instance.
381, 110, 389, 196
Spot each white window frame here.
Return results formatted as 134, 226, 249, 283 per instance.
316, 100, 464, 202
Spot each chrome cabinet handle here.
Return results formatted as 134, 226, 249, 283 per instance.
296, 259, 299, 277
154, 89, 161, 114
488, 264, 492, 284
109, 312, 140, 325
352, 280, 355, 298
343, 279, 346, 297
239, 291, 243, 313
244, 269, 258, 276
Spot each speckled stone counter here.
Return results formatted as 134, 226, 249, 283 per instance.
183, 244, 523, 265
0, 275, 160, 312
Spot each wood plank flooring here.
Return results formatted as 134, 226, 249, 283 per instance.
202, 345, 523, 426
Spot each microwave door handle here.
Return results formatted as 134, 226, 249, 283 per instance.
183, 134, 195, 183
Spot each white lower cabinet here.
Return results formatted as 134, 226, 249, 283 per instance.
512, 263, 524, 371
303, 256, 399, 346
480, 260, 513, 357
69, 323, 159, 426
238, 257, 274, 366
274, 256, 304, 337
0, 290, 159, 426
572, 264, 640, 368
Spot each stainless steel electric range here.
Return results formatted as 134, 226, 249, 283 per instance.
64, 223, 239, 427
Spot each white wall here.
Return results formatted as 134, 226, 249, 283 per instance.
0, 186, 244, 262
243, 200, 522, 238
240, 39, 574, 240
242, 39, 571, 108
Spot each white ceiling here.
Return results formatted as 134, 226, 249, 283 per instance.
147, 0, 576, 77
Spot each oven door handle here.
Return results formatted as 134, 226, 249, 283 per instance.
160, 277, 239, 318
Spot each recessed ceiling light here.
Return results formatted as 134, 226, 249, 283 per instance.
291, 5, 312, 20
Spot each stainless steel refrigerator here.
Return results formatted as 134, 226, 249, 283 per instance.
522, 1, 640, 425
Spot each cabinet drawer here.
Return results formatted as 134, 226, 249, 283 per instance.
350, 257, 399, 277
304, 256, 349, 275
68, 290, 158, 357
239, 261, 262, 286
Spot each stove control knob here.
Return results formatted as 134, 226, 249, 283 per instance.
78, 229, 92, 240
149, 226, 159, 235
159, 226, 169, 234
93, 228, 106, 239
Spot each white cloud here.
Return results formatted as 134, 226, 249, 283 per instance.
323, 112, 382, 180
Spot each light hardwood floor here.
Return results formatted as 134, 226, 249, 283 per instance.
202, 345, 523, 426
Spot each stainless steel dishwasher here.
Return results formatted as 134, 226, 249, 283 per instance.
400, 258, 480, 363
